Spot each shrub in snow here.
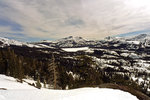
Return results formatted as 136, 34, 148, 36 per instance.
36, 78, 41, 89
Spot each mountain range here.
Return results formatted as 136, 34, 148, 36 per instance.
1, 33, 150, 99
1, 33, 150, 48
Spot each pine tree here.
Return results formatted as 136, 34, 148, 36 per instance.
36, 76, 42, 89
17, 56, 24, 83
43, 78, 46, 88
32, 59, 37, 80
48, 54, 59, 89
0, 51, 6, 74
5, 48, 16, 77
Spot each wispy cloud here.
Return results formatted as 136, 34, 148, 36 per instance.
0, 18, 23, 31
0, 0, 150, 41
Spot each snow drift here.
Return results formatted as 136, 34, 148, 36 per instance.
0, 75, 138, 100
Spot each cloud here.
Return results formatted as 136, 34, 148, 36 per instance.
0, 18, 23, 31
65, 17, 85, 28
0, 0, 150, 41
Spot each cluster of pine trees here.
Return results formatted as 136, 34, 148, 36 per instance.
0, 48, 24, 82
0, 47, 103, 89
0, 48, 60, 89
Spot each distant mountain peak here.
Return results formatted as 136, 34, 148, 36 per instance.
0, 37, 41, 48
62, 36, 84, 39
134, 34, 148, 39
57, 36, 87, 43
127, 33, 150, 41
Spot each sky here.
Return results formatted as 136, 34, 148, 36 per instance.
0, 0, 150, 41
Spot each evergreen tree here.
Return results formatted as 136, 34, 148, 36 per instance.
43, 79, 46, 88
17, 56, 24, 83
0, 51, 6, 74
36, 76, 42, 89
48, 54, 59, 89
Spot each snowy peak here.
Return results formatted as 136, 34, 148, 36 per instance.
52, 36, 90, 47
0, 37, 25, 47
57, 36, 87, 43
0, 37, 40, 48
127, 34, 150, 41
135, 34, 148, 39
104, 36, 125, 42
32, 36, 98, 48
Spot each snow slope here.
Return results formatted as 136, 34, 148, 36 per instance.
0, 75, 138, 100
0, 37, 41, 48
0, 75, 36, 90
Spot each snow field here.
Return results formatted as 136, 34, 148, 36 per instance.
0, 75, 139, 100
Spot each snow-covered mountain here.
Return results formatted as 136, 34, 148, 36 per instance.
124, 34, 150, 47
32, 36, 99, 48
0, 37, 40, 48
0, 37, 55, 48
2, 34, 150, 49
32, 34, 150, 48
55, 36, 88, 47
1, 33, 150, 48
57, 36, 87, 43
126, 34, 150, 41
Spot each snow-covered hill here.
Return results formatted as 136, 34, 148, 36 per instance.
0, 75, 138, 100
0, 37, 41, 48
126, 34, 150, 41
0, 37, 56, 48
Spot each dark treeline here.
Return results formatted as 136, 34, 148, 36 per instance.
0, 47, 104, 89
0, 47, 146, 96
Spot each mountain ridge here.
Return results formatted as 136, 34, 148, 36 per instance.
0, 33, 150, 48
